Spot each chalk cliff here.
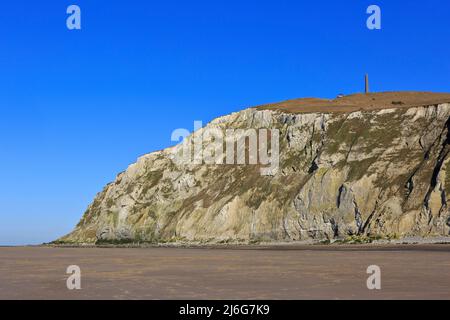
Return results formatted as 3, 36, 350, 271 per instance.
59, 92, 450, 244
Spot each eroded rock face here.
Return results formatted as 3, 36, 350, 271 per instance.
59, 102, 450, 244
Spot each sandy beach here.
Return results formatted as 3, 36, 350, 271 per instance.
0, 245, 449, 300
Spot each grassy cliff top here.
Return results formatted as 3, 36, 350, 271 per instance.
256, 91, 450, 114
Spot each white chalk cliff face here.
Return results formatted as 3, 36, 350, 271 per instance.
60, 96, 450, 244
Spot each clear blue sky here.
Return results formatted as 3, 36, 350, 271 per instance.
1, 1, 449, 245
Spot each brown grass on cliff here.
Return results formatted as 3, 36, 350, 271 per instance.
256, 91, 450, 114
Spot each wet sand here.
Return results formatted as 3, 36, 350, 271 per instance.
0, 245, 449, 300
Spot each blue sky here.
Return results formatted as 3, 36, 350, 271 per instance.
0, 1, 449, 245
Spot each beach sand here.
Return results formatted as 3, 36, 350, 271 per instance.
0, 245, 449, 300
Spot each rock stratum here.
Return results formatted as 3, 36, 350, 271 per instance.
59, 92, 450, 244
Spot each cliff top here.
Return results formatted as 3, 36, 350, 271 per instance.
256, 91, 450, 114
